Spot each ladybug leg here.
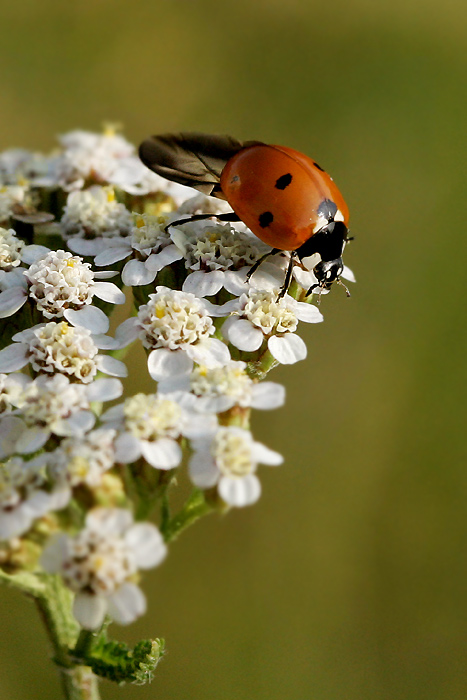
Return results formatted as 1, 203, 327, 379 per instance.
246, 248, 281, 281
277, 252, 297, 300
164, 212, 241, 233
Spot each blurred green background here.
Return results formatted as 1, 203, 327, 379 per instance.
1, 0, 466, 698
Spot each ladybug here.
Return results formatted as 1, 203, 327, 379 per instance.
139, 133, 352, 298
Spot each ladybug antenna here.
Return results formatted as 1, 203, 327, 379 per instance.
337, 278, 351, 297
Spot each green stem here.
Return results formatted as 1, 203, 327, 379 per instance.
0, 570, 100, 700
161, 489, 214, 543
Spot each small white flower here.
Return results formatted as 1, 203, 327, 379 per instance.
0, 373, 29, 414
158, 361, 285, 414
0, 374, 123, 455
0, 455, 68, 540
41, 507, 167, 628
0, 227, 25, 269
0, 184, 29, 223
170, 220, 270, 298
47, 428, 117, 488
0, 149, 32, 185
0, 250, 125, 333
222, 289, 323, 365
101, 392, 215, 470
57, 129, 135, 191
93, 213, 182, 287
61, 186, 133, 256
0, 321, 125, 383
115, 286, 230, 380
189, 427, 283, 507
0, 226, 49, 274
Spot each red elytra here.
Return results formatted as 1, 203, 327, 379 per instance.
220, 144, 349, 251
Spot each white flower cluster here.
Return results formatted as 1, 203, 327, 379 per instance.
0, 127, 354, 632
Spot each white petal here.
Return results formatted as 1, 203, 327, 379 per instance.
64, 305, 109, 334
145, 244, 183, 272
73, 593, 107, 630
250, 382, 286, 410
187, 338, 230, 368
61, 410, 95, 435
225, 318, 263, 352
222, 270, 250, 296
86, 377, 123, 402
40, 534, 68, 573
21, 245, 51, 264
0, 507, 33, 539
248, 261, 285, 290
115, 432, 142, 463
92, 334, 119, 350
100, 403, 125, 422
125, 524, 167, 569
0, 343, 29, 372
121, 259, 155, 287
189, 451, 219, 488
93, 270, 119, 279
93, 281, 126, 305
66, 238, 106, 256
181, 412, 218, 438
0, 287, 27, 318
147, 348, 193, 381
114, 317, 139, 348
107, 583, 146, 625
0, 416, 27, 458
94, 246, 131, 266
201, 297, 231, 318
218, 474, 261, 507
268, 333, 307, 364
182, 270, 224, 297
86, 507, 133, 535
194, 395, 233, 414
342, 265, 356, 283
141, 438, 182, 470
95, 355, 128, 377
251, 441, 283, 466
291, 300, 323, 323
15, 427, 49, 454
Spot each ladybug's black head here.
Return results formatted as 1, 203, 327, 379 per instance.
306, 256, 351, 301
311, 258, 344, 291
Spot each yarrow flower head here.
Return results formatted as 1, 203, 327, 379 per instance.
116, 286, 230, 380
0, 321, 126, 383
93, 212, 183, 287
158, 360, 285, 414
170, 220, 270, 298
0, 184, 29, 224
61, 186, 133, 256
47, 428, 117, 489
0, 249, 125, 334
0, 374, 123, 455
0, 227, 25, 269
222, 288, 323, 365
0, 455, 68, 540
101, 392, 216, 469
189, 426, 283, 507
41, 508, 167, 628
0, 373, 29, 415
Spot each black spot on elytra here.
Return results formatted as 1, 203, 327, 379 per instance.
258, 211, 274, 228
313, 161, 325, 172
275, 173, 293, 190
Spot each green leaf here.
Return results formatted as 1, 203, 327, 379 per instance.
82, 636, 165, 686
